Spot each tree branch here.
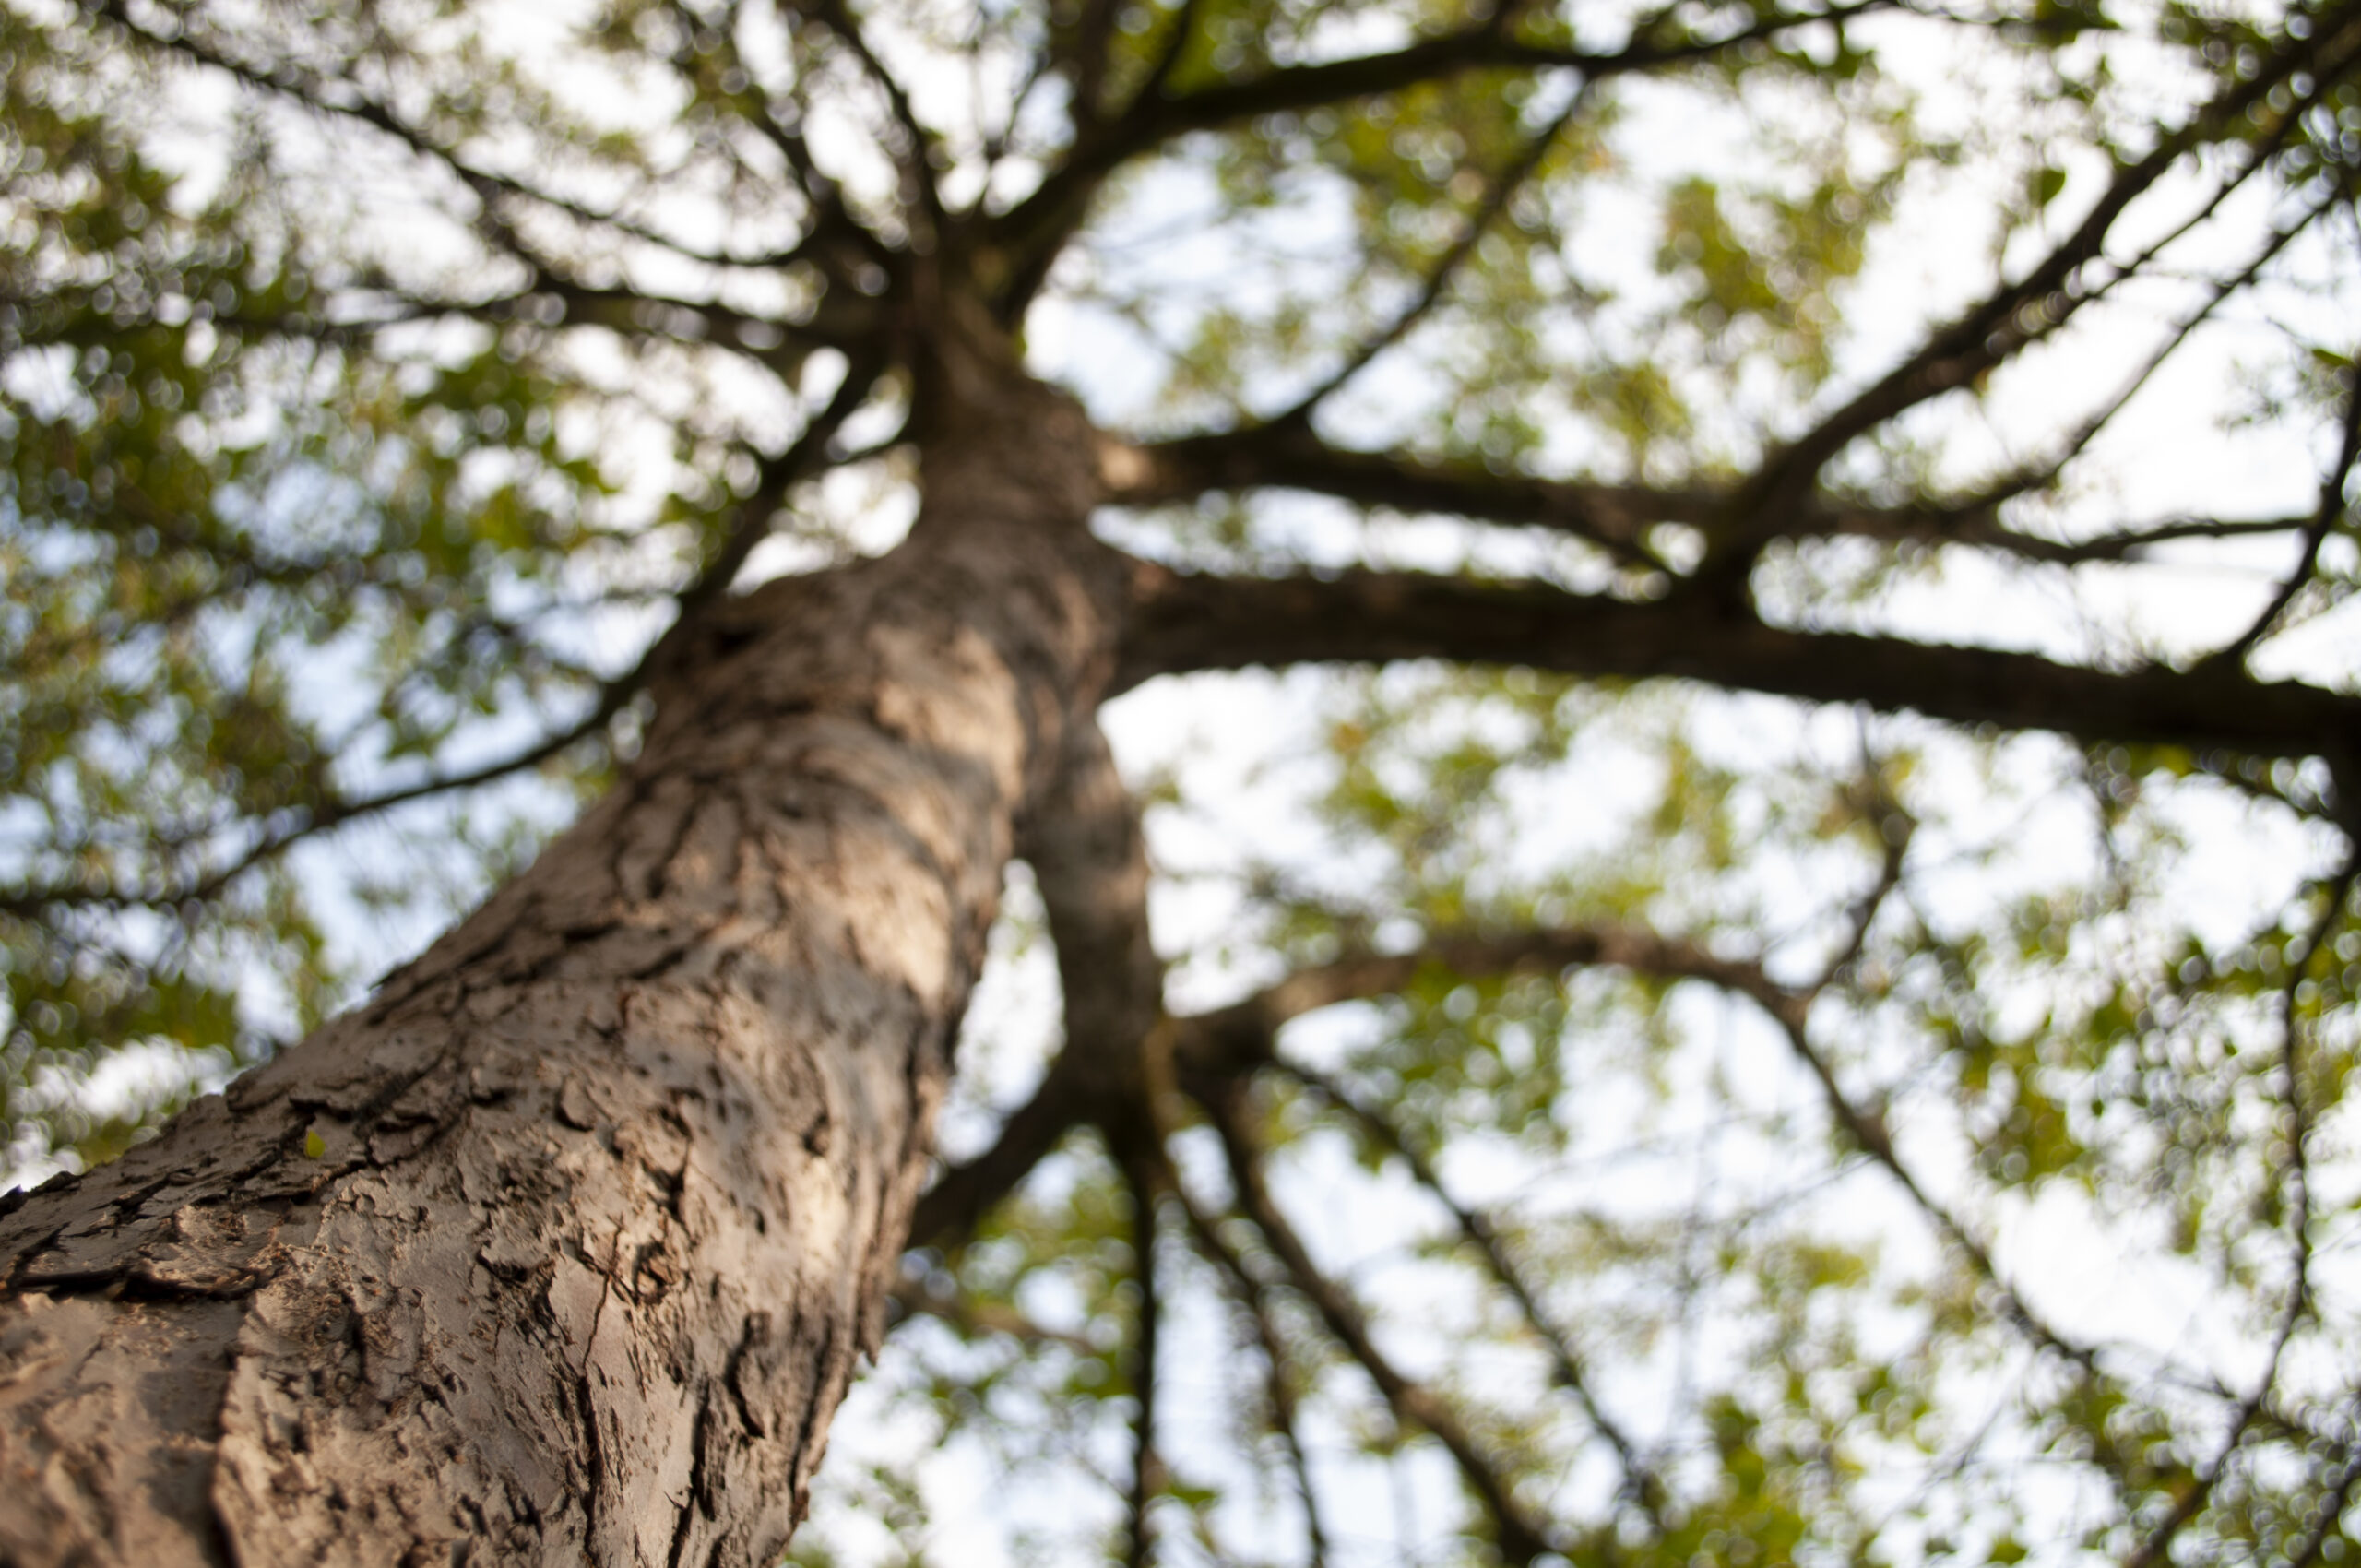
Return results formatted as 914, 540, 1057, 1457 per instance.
802, 0, 948, 240
887, 1272, 1101, 1352
1, 357, 873, 927
1019, 720, 1167, 1120
906, 1066, 1094, 1250
1114, 565, 2361, 761
1098, 424, 2308, 571
91, 0, 782, 271
1204, 1084, 1561, 1566
1172, 917, 2114, 1379
2284, 1421, 2361, 1568
671, 349, 891, 624
1949, 189, 2319, 524
1166, 922, 1784, 1084
1263, 82, 1590, 426
0, 696, 619, 921
2133, 861, 2361, 1562
1701, 7, 2361, 581
908, 718, 1165, 1249
2207, 345, 2361, 671
1123, 0, 1209, 116
658, 0, 898, 282
1273, 1060, 1670, 1531
1123, 1155, 1166, 1568
989, 0, 1902, 315
1176, 1181, 1332, 1568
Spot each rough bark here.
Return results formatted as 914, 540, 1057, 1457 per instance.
0, 362, 1123, 1567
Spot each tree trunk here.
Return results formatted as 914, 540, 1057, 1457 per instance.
0, 354, 1121, 1566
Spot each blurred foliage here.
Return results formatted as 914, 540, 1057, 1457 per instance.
0, 0, 711, 1170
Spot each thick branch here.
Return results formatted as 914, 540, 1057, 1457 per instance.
1114, 566, 2361, 762
907, 718, 1164, 1249
1019, 720, 1166, 1119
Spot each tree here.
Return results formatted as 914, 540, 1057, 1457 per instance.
0, 0, 2356, 1561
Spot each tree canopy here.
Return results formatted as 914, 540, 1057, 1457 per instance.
3, 0, 2360, 1562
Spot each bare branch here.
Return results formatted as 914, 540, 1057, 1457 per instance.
1702, 11, 2361, 580
1171, 917, 2116, 1379
0, 694, 619, 923
1123, 1156, 1165, 1568
0, 362, 875, 927
1114, 565, 2361, 762
673, 350, 892, 624
90, 0, 783, 271
1811, 771, 1914, 991
2284, 1422, 2361, 1568
906, 1066, 1093, 1250
887, 1273, 1100, 1352
1264, 82, 1590, 426
1814, 507, 2314, 564
802, 0, 949, 239
1274, 1060, 1670, 1531
1175, 1182, 1331, 1568
1204, 1084, 1562, 1566
1069, 0, 1122, 127
1099, 425, 2308, 571
2133, 861, 2361, 1562
989, 0, 1904, 315
1952, 191, 2319, 522
2208, 344, 2361, 671
1167, 922, 1788, 1084
527, 279, 871, 357
1124, 0, 1209, 115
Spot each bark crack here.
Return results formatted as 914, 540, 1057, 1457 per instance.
668, 1386, 716, 1568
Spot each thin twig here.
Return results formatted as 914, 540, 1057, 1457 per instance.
2210, 334, 2361, 671
2131, 858, 2361, 1562
1176, 1180, 1333, 1568
1274, 1059, 1671, 1532
1204, 1084, 1560, 1566
90, 0, 776, 270
1123, 1155, 1165, 1568
1264, 81, 1590, 426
